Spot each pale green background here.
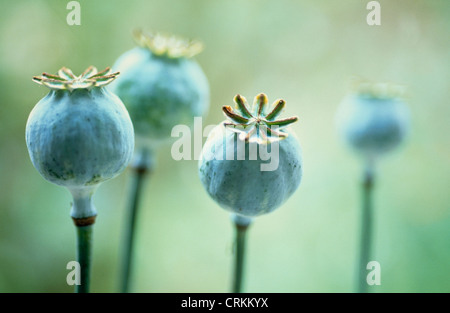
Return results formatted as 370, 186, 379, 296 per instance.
0, 0, 448, 292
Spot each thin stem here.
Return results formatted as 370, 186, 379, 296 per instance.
120, 148, 152, 293
232, 223, 249, 293
357, 163, 375, 293
75, 225, 93, 293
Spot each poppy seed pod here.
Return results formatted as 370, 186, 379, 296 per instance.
337, 81, 410, 159
199, 94, 302, 217
26, 66, 134, 222
110, 30, 209, 147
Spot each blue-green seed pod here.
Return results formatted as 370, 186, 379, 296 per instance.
110, 30, 209, 147
26, 67, 134, 221
199, 94, 302, 217
337, 81, 410, 158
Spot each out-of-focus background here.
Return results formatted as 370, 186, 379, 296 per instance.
0, 0, 448, 293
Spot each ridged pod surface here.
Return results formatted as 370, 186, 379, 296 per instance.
26, 67, 134, 219
199, 94, 302, 217
110, 30, 209, 146
337, 81, 409, 158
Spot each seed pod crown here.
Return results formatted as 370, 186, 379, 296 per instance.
32, 66, 119, 91
222, 93, 298, 144
350, 77, 406, 100
133, 29, 203, 59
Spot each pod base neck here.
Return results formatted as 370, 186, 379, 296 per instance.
72, 215, 97, 227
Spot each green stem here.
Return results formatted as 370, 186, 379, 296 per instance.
232, 223, 249, 293
120, 148, 152, 293
357, 163, 375, 293
75, 225, 93, 293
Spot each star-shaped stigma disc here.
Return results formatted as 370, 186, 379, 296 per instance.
32, 66, 119, 91
222, 93, 298, 144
